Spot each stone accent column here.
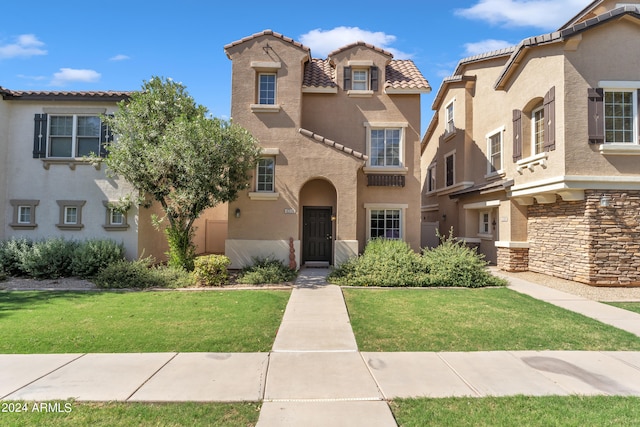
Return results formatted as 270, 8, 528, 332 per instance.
497, 247, 529, 272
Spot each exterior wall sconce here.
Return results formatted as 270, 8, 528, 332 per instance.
599, 194, 612, 208
235, 208, 241, 218
331, 215, 336, 222
492, 219, 497, 230
442, 213, 447, 222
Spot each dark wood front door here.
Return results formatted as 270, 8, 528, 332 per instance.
303, 207, 332, 263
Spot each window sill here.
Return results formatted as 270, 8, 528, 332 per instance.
362, 166, 408, 175
10, 223, 37, 230
42, 158, 102, 170
485, 170, 505, 181
248, 192, 280, 200
516, 152, 547, 173
103, 224, 130, 231
56, 224, 84, 230
250, 104, 281, 113
599, 143, 640, 155
347, 90, 374, 98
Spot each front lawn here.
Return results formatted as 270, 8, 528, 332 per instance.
390, 396, 640, 427
0, 290, 289, 353
343, 288, 640, 351
607, 302, 640, 314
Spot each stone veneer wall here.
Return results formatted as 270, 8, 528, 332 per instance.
528, 190, 640, 286
497, 247, 529, 272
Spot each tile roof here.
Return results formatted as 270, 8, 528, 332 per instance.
327, 41, 393, 58
384, 60, 431, 93
298, 128, 368, 160
302, 59, 337, 88
224, 29, 310, 58
1, 89, 131, 101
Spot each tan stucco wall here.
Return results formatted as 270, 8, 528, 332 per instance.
0, 98, 9, 242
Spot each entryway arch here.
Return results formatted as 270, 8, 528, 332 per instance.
299, 178, 337, 266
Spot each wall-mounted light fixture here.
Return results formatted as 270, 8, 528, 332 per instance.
331, 215, 336, 222
442, 213, 447, 222
599, 194, 612, 208
235, 208, 241, 218
492, 219, 497, 230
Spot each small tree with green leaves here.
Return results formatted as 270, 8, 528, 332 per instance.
103, 77, 260, 270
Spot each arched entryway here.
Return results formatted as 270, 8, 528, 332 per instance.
299, 179, 337, 266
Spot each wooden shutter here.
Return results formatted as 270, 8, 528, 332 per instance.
543, 86, 556, 151
588, 88, 604, 144
370, 66, 379, 91
100, 115, 113, 158
33, 113, 47, 158
343, 66, 351, 91
512, 109, 522, 161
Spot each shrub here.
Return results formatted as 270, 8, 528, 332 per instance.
328, 238, 428, 287
421, 230, 507, 288
20, 238, 78, 279
193, 254, 231, 286
93, 257, 195, 289
0, 238, 32, 276
71, 239, 126, 278
237, 257, 297, 284
0, 269, 6, 282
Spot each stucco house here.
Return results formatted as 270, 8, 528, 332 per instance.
421, 0, 640, 286
223, 30, 431, 268
0, 88, 226, 261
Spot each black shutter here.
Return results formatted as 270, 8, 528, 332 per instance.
343, 66, 351, 91
588, 88, 604, 144
543, 86, 556, 151
370, 66, 378, 91
100, 115, 113, 157
512, 109, 522, 161
33, 113, 47, 158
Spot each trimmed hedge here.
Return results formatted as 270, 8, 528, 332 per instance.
193, 254, 231, 286
92, 257, 195, 289
237, 257, 297, 285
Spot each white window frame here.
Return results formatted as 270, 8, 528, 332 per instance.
110, 209, 124, 226
444, 150, 455, 187
18, 206, 32, 224
364, 203, 408, 241
531, 106, 545, 154
48, 114, 101, 158
479, 210, 491, 235
486, 126, 504, 176
64, 206, 78, 225
603, 88, 637, 144
352, 69, 369, 91
9, 199, 39, 230
364, 122, 408, 172
103, 201, 130, 230
258, 73, 277, 105
445, 99, 455, 134
56, 200, 85, 230
256, 157, 275, 192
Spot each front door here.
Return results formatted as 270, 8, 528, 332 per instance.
303, 207, 332, 264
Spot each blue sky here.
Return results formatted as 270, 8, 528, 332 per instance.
1, 0, 591, 132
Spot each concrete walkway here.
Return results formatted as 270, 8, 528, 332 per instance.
2, 268, 640, 426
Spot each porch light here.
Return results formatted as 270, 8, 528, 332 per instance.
235, 208, 241, 218
442, 213, 447, 222
599, 194, 612, 208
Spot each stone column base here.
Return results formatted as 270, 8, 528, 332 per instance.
497, 247, 529, 272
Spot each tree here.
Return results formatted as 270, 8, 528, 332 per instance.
103, 77, 260, 270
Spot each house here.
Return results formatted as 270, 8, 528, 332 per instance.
223, 30, 430, 268
0, 88, 226, 261
421, 0, 640, 286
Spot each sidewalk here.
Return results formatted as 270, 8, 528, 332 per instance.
2, 268, 640, 426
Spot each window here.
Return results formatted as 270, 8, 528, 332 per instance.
353, 69, 368, 90
446, 100, 455, 134
445, 151, 455, 187
479, 211, 491, 234
10, 200, 39, 229
487, 128, 503, 174
49, 115, 101, 157
532, 106, 545, 154
256, 157, 275, 192
371, 129, 401, 167
605, 90, 637, 144
258, 73, 276, 105
370, 209, 401, 239
343, 65, 378, 93
103, 201, 130, 230
427, 164, 436, 193
110, 210, 124, 226
56, 200, 86, 230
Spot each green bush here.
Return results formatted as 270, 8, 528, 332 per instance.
422, 231, 507, 288
20, 238, 79, 279
0, 269, 6, 282
237, 257, 297, 284
0, 238, 32, 276
71, 239, 126, 278
328, 238, 428, 287
193, 254, 231, 286
93, 257, 195, 289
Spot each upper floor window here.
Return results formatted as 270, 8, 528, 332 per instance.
371, 129, 401, 167
445, 151, 455, 187
487, 129, 503, 174
353, 69, 368, 90
256, 157, 275, 192
427, 163, 436, 193
605, 90, 636, 144
532, 106, 545, 154
344, 65, 379, 94
258, 73, 276, 105
445, 100, 455, 134
50, 115, 101, 157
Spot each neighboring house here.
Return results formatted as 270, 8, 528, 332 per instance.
224, 30, 430, 268
421, 0, 640, 286
0, 88, 226, 260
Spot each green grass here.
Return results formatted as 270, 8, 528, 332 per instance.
390, 396, 640, 427
607, 302, 640, 314
0, 290, 289, 353
0, 401, 260, 427
343, 288, 640, 351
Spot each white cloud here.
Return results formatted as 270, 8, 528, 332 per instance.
51, 68, 101, 86
17, 74, 47, 81
109, 54, 130, 61
455, 0, 590, 30
0, 34, 47, 59
299, 27, 412, 59
464, 39, 514, 56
